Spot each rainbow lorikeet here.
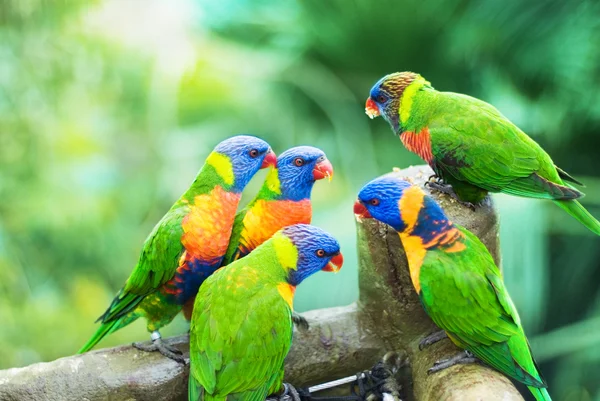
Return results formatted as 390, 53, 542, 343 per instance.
354, 174, 551, 401
182, 145, 334, 326
78, 135, 276, 362
188, 224, 343, 401
365, 71, 600, 235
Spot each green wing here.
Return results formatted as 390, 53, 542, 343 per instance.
221, 207, 249, 266
422, 91, 581, 200
97, 205, 189, 323
190, 263, 292, 401
419, 226, 545, 387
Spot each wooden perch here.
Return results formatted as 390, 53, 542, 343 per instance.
0, 165, 524, 401
0, 305, 379, 401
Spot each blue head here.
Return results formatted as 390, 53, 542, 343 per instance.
280, 224, 343, 286
275, 146, 333, 201
355, 174, 411, 231
213, 135, 276, 192
355, 174, 450, 236
365, 72, 423, 133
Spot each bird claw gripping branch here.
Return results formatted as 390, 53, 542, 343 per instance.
427, 350, 477, 375
132, 331, 186, 364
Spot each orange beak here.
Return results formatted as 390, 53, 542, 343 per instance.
365, 97, 380, 119
313, 158, 334, 181
322, 252, 343, 273
261, 149, 277, 169
353, 200, 372, 219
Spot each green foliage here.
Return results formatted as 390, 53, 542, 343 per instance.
1, 1, 600, 399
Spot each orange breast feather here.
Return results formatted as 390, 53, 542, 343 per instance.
181, 186, 242, 262
239, 199, 312, 254
400, 127, 434, 165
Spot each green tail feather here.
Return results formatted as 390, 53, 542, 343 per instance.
78, 320, 120, 353
554, 199, 600, 235
529, 386, 552, 401
188, 374, 203, 401
78, 310, 141, 353
556, 165, 584, 186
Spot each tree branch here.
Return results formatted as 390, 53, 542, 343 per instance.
0, 165, 525, 401
0, 305, 380, 401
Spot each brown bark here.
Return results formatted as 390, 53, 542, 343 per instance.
0, 165, 524, 401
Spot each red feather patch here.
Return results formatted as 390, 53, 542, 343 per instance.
400, 127, 434, 165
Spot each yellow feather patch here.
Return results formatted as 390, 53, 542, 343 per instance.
399, 233, 426, 293
206, 152, 234, 186
264, 167, 281, 195
400, 76, 430, 125
273, 234, 298, 271
399, 185, 425, 233
444, 240, 466, 253
178, 250, 187, 267
277, 282, 296, 310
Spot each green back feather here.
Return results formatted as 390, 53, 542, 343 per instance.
406, 89, 581, 200
401, 86, 598, 237
419, 226, 546, 389
189, 240, 292, 401
221, 210, 247, 266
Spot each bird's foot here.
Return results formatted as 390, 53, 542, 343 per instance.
419, 330, 448, 350
427, 350, 477, 374
292, 312, 310, 331
425, 180, 453, 194
426, 182, 476, 210
132, 331, 186, 364
278, 383, 302, 401
132, 339, 185, 363
426, 174, 444, 184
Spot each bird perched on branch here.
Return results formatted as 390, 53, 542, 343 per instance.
354, 174, 551, 401
365, 71, 600, 235
78, 135, 276, 362
182, 145, 334, 329
188, 224, 343, 401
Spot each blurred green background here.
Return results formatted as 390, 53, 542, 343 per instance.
1, 0, 600, 399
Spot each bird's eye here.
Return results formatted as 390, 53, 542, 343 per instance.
369, 198, 380, 206
249, 149, 259, 158
376, 94, 387, 103
294, 158, 305, 167
316, 249, 325, 257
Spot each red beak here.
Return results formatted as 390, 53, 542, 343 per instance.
261, 150, 277, 169
365, 97, 380, 119
313, 158, 334, 181
353, 200, 372, 218
322, 252, 343, 272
